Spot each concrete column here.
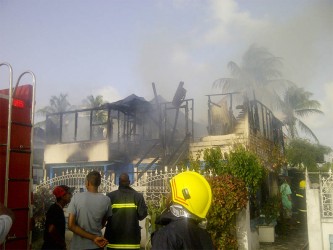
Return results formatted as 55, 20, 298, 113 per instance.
307, 188, 323, 250
237, 201, 255, 250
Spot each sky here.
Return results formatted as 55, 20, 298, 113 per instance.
0, 0, 332, 151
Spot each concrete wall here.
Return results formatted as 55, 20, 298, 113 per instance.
307, 177, 333, 250
236, 202, 259, 250
44, 140, 108, 164
307, 187, 323, 250
321, 219, 333, 250
190, 134, 248, 161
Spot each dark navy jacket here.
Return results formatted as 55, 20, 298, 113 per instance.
104, 186, 148, 250
151, 210, 214, 250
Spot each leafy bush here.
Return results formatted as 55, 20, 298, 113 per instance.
204, 145, 266, 194
145, 195, 168, 235
261, 195, 281, 225
32, 187, 55, 231
285, 138, 332, 171
32, 187, 55, 249
206, 174, 248, 250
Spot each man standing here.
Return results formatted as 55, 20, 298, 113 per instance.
104, 173, 148, 250
0, 203, 15, 245
68, 170, 112, 250
295, 180, 307, 226
42, 185, 73, 250
280, 176, 293, 219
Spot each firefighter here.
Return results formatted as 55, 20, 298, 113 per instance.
104, 173, 148, 250
151, 171, 214, 250
295, 180, 307, 226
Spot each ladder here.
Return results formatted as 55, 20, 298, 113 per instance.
0, 62, 36, 249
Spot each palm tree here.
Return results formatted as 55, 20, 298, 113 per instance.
82, 95, 105, 108
82, 95, 107, 123
213, 44, 293, 108
35, 93, 72, 128
37, 93, 72, 116
281, 86, 323, 143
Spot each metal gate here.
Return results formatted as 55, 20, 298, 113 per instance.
35, 167, 212, 206
35, 168, 116, 194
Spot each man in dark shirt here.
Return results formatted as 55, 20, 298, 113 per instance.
104, 173, 148, 250
42, 185, 73, 250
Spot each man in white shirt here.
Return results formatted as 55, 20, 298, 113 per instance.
68, 171, 112, 249
0, 203, 15, 245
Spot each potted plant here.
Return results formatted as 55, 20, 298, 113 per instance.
258, 195, 281, 243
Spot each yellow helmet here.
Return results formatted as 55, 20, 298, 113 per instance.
170, 171, 212, 219
299, 180, 306, 189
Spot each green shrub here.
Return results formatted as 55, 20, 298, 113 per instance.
32, 187, 55, 248
206, 174, 248, 250
204, 145, 266, 195
261, 195, 281, 225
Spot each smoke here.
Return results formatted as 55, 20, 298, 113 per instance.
136, 0, 332, 146
92, 86, 122, 103
301, 81, 333, 147
256, 1, 333, 89
137, 0, 270, 122
258, 1, 333, 147
2, 0, 331, 147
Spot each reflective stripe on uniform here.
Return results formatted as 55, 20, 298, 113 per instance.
112, 203, 137, 209
106, 243, 140, 249
296, 194, 304, 198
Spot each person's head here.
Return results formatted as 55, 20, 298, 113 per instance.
86, 170, 101, 189
281, 175, 290, 184
169, 171, 212, 220
53, 185, 73, 205
119, 173, 130, 187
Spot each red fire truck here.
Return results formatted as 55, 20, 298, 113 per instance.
0, 62, 36, 249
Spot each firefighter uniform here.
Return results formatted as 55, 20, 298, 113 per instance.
152, 210, 214, 249
104, 184, 148, 250
151, 171, 214, 250
295, 180, 307, 225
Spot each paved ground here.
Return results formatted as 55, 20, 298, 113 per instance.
260, 223, 308, 250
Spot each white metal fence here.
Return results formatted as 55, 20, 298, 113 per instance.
35, 167, 213, 206
320, 170, 333, 218
307, 169, 333, 218
35, 168, 116, 194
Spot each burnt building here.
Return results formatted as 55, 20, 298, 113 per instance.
43, 92, 195, 181
190, 93, 285, 195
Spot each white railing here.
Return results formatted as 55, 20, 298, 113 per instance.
320, 169, 333, 218
307, 169, 333, 218
35, 167, 213, 206
35, 168, 117, 194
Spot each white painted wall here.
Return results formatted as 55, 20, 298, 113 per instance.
306, 176, 333, 250
307, 187, 323, 250
44, 140, 108, 164
236, 202, 258, 250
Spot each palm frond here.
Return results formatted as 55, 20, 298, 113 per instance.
295, 109, 324, 118
296, 119, 319, 143
227, 61, 242, 77
212, 78, 240, 93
